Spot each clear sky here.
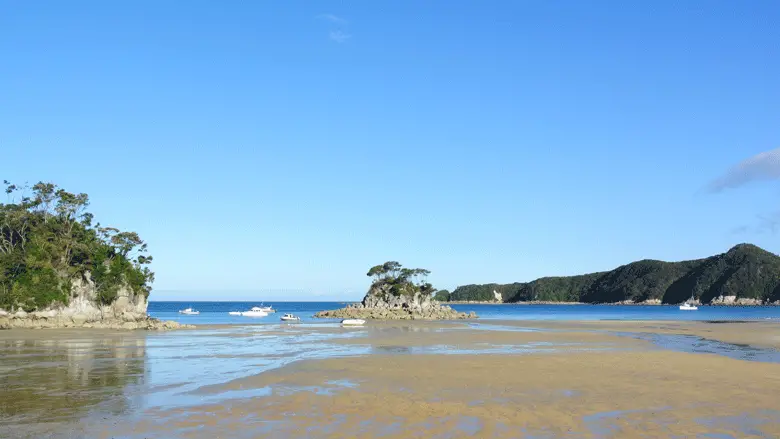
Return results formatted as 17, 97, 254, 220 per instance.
2, 1, 779, 301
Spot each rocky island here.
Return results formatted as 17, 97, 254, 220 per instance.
315, 261, 477, 320
0, 181, 191, 330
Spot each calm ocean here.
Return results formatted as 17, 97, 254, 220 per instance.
148, 301, 780, 325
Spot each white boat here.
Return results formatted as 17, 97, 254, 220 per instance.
680, 294, 698, 311
341, 318, 366, 326
228, 311, 242, 316
280, 313, 301, 322
257, 304, 275, 313
240, 307, 268, 317
179, 307, 199, 315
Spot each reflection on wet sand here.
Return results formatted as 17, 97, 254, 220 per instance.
0, 332, 147, 439
0, 320, 779, 438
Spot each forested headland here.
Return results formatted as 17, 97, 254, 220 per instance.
0, 181, 153, 312
449, 244, 780, 305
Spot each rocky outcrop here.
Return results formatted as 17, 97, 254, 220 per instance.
0, 272, 191, 330
710, 295, 764, 306
315, 283, 477, 320
0, 313, 193, 330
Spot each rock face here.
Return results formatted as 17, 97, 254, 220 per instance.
315, 283, 477, 320
710, 295, 764, 305
0, 272, 192, 331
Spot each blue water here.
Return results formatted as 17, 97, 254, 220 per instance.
148, 301, 780, 325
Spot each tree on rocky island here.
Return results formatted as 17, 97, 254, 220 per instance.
366, 261, 436, 298
314, 262, 477, 320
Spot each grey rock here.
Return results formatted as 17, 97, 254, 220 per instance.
71, 314, 88, 327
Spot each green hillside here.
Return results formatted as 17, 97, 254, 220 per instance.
450, 244, 780, 304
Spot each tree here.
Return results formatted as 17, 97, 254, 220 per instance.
366, 261, 437, 298
433, 289, 450, 302
0, 181, 155, 311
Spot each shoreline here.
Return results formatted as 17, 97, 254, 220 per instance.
446, 301, 780, 306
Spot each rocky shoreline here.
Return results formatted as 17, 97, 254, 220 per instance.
0, 280, 194, 331
0, 312, 194, 330
445, 297, 780, 306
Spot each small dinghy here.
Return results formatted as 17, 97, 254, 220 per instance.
179, 307, 199, 315
280, 313, 301, 322
341, 318, 366, 326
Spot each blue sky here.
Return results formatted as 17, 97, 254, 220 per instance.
2, 1, 779, 301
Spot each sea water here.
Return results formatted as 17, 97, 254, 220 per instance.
149, 301, 780, 325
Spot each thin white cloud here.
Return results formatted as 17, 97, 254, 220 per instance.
319, 13, 347, 25
707, 147, 780, 193
329, 30, 351, 43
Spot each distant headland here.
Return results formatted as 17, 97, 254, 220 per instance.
444, 244, 780, 306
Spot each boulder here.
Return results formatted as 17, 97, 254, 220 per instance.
71, 314, 89, 327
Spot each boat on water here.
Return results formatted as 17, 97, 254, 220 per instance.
179, 307, 199, 315
680, 294, 698, 311
257, 304, 275, 313
228, 311, 242, 316
240, 307, 268, 317
280, 313, 301, 322
341, 318, 366, 326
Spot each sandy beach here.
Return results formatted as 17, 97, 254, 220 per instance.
1, 320, 779, 438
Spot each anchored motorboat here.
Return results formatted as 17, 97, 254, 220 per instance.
280, 313, 301, 322
179, 307, 199, 315
680, 294, 698, 311
240, 307, 268, 317
341, 318, 366, 326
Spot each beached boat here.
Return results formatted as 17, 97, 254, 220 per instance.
240, 307, 268, 317
679, 303, 698, 311
341, 318, 365, 326
280, 313, 301, 322
179, 307, 199, 315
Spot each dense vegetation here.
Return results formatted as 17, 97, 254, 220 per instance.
0, 181, 153, 311
449, 244, 780, 304
433, 289, 450, 302
367, 261, 437, 297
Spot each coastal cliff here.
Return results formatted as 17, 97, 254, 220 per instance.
0, 272, 190, 330
316, 261, 477, 320
0, 181, 191, 330
450, 244, 780, 305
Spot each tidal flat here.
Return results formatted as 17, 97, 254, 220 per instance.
1, 321, 779, 438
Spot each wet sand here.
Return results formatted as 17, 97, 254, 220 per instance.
504, 319, 780, 349
1, 320, 779, 438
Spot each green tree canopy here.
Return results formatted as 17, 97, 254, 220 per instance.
367, 261, 437, 298
0, 181, 154, 311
